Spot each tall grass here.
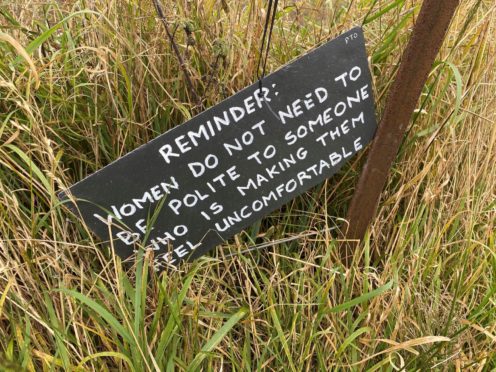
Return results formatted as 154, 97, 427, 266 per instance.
0, 0, 495, 370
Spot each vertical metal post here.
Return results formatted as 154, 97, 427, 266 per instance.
344, 0, 460, 260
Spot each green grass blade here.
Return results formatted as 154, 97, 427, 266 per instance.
363, 0, 405, 25
187, 307, 248, 371
24, 10, 98, 55
328, 280, 394, 313
336, 327, 371, 356
58, 288, 134, 345
76, 351, 135, 371
5, 144, 51, 193
268, 299, 297, 371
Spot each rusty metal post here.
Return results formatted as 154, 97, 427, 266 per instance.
344, 0, 460, 260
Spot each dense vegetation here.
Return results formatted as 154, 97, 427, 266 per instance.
0, 0, 495, 370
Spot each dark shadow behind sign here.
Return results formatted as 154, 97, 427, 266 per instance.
60, 27, 377, 270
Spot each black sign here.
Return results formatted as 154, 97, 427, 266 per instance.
60, 27, 377, 270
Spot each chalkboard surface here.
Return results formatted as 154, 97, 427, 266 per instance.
60, 27, 377, 270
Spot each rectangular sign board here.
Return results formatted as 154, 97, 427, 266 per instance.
61, 27, 377, 271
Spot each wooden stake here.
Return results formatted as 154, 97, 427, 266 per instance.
344, 0, 460, 262
152, 0, 200, 106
